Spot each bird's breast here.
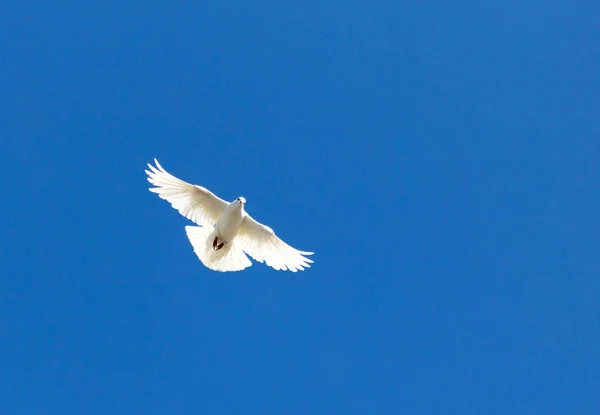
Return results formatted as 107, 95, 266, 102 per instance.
215, 205, 244, 242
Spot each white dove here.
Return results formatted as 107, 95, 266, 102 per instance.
145, 159, 314, 272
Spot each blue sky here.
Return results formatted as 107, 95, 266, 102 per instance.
1, 0, 599, 413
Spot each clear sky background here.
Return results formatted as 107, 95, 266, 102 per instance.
1, 1, 599, 414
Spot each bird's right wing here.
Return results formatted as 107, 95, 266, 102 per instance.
146, 159, 228, 226
237, 213, 314, 272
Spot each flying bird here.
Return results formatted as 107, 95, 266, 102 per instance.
145, 159, 314, 272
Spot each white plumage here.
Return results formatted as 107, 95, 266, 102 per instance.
145, 159, 314, 272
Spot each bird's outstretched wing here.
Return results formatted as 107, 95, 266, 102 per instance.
237, 213, 314, 272
146, 159, 228, 226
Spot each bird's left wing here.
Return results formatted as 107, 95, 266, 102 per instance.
237, 213, 314, 272
146, 159, 228, 226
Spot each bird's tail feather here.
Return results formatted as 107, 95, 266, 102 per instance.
185, 226, 252, 272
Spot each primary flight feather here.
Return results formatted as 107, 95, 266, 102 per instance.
145, 159, 314, 272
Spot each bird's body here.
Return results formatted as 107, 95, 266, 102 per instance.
145, 159, 314, 272
214, 200, 245, 247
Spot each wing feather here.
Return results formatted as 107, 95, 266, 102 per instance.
237, 214, 314, 272
146, 159, 228, 226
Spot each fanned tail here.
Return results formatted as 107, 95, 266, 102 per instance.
184, 226, 252, 272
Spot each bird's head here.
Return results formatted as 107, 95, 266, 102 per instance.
236, 197, 246, 205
